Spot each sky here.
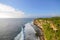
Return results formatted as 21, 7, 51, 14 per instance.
0, 0, 60, 18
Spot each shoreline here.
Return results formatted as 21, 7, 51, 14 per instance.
33, 19, 45, 40
33, 17, 60, 40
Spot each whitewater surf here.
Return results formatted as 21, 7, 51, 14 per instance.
14, 21, 40, 40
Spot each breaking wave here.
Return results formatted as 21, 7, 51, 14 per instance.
14, 27, 24, 40
14, 21, 40, 40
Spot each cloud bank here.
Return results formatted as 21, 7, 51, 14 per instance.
0, 3, 59, 18
0, 3, 25, 18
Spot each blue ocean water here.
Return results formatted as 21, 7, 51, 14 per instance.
0, 18, 34, 40
0, 18, 40, 40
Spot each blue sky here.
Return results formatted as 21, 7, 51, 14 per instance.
0, 0, 60, 18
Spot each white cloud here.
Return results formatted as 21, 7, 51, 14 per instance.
0, 3, 25, 18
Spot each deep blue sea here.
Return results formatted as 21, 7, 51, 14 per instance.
0, 18, 34, 40
0, 18, 40, 40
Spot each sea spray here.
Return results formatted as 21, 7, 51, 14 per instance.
14, 21, 40, 40
24, 22, 40, 40
14, 27, 24, 40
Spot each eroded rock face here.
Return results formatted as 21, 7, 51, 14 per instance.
33, 19, 45, 40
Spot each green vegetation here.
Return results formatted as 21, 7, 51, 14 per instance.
37, 17, 60, 40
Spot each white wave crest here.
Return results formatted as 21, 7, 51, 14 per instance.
14, 27, 24, 40
14, 21, 39, 40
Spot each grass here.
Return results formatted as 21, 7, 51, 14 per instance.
36, 17, 60, 40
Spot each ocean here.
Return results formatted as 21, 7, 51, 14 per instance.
0, 18, 40, 40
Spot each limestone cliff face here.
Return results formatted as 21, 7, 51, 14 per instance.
33, 17, 59, 40
33, 19, 45, 40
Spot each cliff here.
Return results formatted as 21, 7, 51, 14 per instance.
33, 19, 45, 40
33, 17, 60, 40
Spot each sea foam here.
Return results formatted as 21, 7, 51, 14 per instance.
14, 21, 39, 40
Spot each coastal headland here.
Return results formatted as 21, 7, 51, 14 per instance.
33, 17, 60, 40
